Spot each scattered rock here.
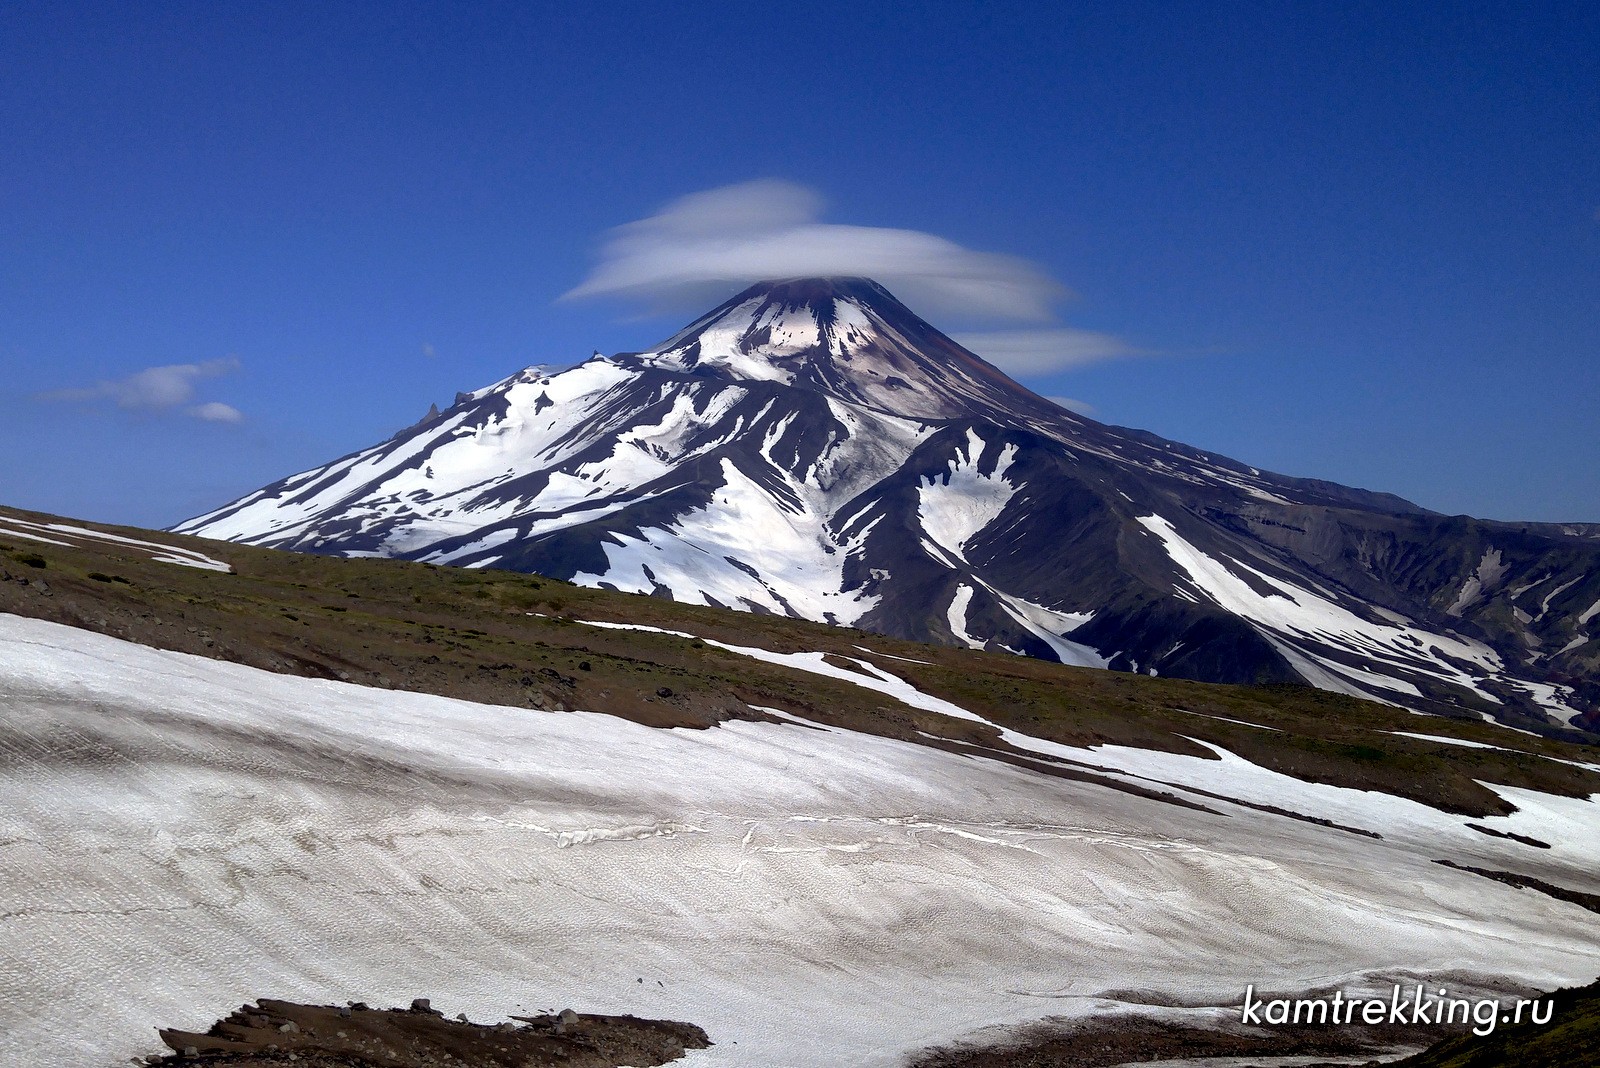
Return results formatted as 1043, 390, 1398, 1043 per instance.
147, 996, 710, 1067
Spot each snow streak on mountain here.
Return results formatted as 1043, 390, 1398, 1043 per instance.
176, 278, 1600, 730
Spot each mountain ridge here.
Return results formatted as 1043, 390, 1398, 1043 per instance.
173, 277, 1600, 731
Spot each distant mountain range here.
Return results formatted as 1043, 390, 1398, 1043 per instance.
174, 277, 1600, 732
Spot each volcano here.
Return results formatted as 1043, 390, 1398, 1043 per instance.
175, 278, 1600, 730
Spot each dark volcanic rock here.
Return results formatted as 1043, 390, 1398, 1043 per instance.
146, 997, 710, 1067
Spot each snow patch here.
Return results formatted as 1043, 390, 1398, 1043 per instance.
917, 429, 1018, 561
574, 459, 877, 624
946, 585, 984, 649
1384, 731, 1501, 750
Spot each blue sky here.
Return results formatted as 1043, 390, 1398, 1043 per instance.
3, 1, 1596, 527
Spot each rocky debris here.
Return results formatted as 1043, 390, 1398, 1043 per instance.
147, 997, 710, 1067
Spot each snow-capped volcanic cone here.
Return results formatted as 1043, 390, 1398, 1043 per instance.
176, 278, 1600, 730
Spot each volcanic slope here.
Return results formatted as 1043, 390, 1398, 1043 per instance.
173, 278, 1600, 731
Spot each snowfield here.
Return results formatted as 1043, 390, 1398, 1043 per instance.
2, 613, 1598, 1068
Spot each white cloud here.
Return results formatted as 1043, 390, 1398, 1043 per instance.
39, 357, 243, 422
952, 328, 1141, 377
1045, 395, 1097, 417
187, 401, 244, 423
565, 179, 1067, 320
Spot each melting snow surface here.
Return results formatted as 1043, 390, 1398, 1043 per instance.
3, 614, 1600, 1068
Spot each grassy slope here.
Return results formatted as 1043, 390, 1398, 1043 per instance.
2, 503, 1598, 821
1392, 977, 1600, 1068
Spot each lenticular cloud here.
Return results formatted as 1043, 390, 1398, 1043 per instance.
952, 328, 1142, 376
564, 179, 1066, 321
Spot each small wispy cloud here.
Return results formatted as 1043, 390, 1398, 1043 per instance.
1044, 395, 1097, 417
565, 179, 1067, 320
951, 328, 1142, 377
38, 357, 243, 422
187, 401, 244, 423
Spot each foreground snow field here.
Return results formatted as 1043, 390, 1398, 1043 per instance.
2, 613, 1598, 1068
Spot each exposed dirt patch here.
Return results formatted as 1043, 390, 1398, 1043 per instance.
1435, 859, 1600, 916
820, 651, 879, 676
142, 997, 709, 1067
1465, 823, 1552, 849
906, 1011, 1427, 1067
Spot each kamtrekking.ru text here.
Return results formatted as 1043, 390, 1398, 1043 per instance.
1240, 984, 1554, 1037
